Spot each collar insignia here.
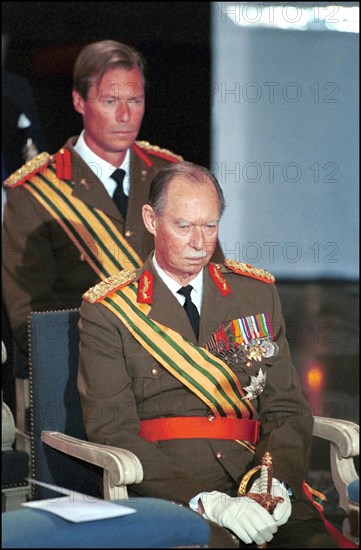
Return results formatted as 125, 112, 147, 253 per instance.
56, 147, 72, 180
138, 270, 153, 304
209, 263, 232, 296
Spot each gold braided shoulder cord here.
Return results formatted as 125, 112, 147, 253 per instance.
83, 270, 137, 303
135, 140, 183, 161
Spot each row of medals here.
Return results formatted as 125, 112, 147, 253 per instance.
210, 338, 279, 368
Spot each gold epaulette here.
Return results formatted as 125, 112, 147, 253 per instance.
83, 270, 137, 304
135, 140, 183, 162
4, 152, 52, 188
225, 259, 275, 284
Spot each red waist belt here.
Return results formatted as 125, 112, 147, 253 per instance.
139, 416, 260, 442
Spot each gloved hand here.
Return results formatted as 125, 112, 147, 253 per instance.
250, 477, 292, 526
199, 491, 278, 545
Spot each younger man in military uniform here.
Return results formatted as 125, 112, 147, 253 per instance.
2, 40, 188, 356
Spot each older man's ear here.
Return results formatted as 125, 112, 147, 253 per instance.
142, 204, 157, 235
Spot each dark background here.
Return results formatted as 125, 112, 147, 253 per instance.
2, 1, 211, 166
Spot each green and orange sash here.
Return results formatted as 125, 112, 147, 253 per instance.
22, 164, 142, 278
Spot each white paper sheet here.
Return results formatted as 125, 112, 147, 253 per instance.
22, 479, 136, 523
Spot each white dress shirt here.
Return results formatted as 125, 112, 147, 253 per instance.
73, 130, 130, 196
152, 254, 203, 314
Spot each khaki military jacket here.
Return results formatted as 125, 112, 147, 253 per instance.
3, 137, 220, 352
78, 256, 319, 520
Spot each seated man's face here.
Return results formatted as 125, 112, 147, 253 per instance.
146, 175, 221, 284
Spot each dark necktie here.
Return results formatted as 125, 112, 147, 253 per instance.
177, 285, 200, 339
111, 168, 128, 218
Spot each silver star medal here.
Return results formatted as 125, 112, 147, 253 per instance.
242, 369, 266, 400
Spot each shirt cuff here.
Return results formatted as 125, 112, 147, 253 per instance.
189, 492, 203, 511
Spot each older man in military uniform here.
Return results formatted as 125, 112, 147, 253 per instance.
78, 161, 337, 548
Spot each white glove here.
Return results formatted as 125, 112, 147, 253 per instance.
199, 491, 278, 545
250, 477, 292, 526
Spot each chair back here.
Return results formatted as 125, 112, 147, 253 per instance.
28, 309, 102, 500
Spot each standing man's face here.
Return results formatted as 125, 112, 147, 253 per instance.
72, 66, 145, 166
142, 176, 221, 285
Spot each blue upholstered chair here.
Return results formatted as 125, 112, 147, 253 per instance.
2, 497, 210, 548
2, 309, 210, 548
2, 308, 358, 548
27, 309, 143, 502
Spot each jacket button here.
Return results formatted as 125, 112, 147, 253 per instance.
125, 230, 133, 238
151, 368, 158, 376
207, 414, 215, 422
216, 451, 222, 459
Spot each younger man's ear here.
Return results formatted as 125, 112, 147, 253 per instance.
72, 90, 85, 115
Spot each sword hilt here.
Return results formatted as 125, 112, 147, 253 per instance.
238, 451, 283, 548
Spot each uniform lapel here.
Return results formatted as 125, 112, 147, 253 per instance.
65, 141, 161, 231
63, 138, 123, 221
199, 266, 234, 348
124, 148, 157, 255
141, 258, 198, 344
137, 258, 235, 346
127, 146, 156, 224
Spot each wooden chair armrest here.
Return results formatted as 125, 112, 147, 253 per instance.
313, 416, 359, 457
312, 416, 359, 513
42, 431, 143, 500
